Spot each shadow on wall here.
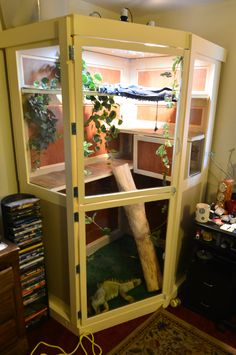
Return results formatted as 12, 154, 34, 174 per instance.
0, 0, 119, 29
0, 0, 40, 29
176, 204, 195, 279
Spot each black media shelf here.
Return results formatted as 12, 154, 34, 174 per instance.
179, 220, 236, 328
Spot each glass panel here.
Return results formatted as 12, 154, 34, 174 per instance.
185, 58, 214, 178
82, 47, 183, 196
86, 199, 168, 317
17, 46, 65, 194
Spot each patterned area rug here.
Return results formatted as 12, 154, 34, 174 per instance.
108, 308, 236, 354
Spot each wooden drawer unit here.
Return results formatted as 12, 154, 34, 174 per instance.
183, 257, 234, 319
181, 221, 236, 322
0, 267, 17, 325
0, 240, 28, 355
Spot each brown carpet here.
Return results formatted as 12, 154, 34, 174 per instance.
108, 308, 236, 354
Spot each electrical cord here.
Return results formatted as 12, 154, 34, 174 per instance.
125, 8, 133, 22
30, 332, 102, 355
154, 101, 158, 131
89, 11, 102, 18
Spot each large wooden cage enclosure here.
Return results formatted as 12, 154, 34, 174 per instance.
0, 14, 226, 334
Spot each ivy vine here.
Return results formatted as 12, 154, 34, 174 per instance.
82, 59, 123, 154
85, 95, 122, 153
82, 59, 102, 91
155, 123, 172, 182
24, 93, 59, 170
85, 212, 111, 236
156, 56, 183, 178
160, 55, 183, 107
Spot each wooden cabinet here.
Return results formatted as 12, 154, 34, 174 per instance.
2, 14, 226, 334
0, 240, 28, 355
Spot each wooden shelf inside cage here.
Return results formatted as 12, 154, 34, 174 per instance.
30, 170, 66, 191
30, 158, 133, 191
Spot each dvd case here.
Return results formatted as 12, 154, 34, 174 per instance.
1, 193, 49, 328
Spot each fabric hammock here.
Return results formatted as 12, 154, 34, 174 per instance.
98, 84, 176, 102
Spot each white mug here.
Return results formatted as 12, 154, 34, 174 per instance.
195, 203, 210, 223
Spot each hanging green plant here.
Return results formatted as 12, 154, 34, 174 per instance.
155, 123, 172, 183
156, 56, 183, 181
33, 54, 61, 90
85, 95, 122, 153
82, 59, 102, 91
23, 56, 62, 170
34, 77, 59, 90
85, 212, 111, 236
83, 140, 94, 176
83, 140, 94, 157
82, 59, 123, 155
24, 93, 59, 169
160, 55, 183, 107
54, 54, 61, 83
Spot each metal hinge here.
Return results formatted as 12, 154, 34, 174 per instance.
71, 122, 76, 135
76, 264, 80, 273
69, 45, 75, 61
74, 212, 79, 222
78, 311, 81, 319
73, 186, 78, 198
171, 187, 177, 195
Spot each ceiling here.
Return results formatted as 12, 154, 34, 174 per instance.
83, 0, 229, 15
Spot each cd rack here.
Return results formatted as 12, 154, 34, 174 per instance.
1, 193, 49, 329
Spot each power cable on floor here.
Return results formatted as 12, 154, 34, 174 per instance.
30, 332, 102, 355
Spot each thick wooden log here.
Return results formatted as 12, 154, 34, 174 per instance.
112, 163, 163, 291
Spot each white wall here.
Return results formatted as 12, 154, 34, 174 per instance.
40, 0, 119, 20
67, 0, 118, 19
136, 0, 236, 201
0, 0, 119, 28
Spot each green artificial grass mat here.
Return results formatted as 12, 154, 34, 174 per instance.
87, 234, 163, 315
